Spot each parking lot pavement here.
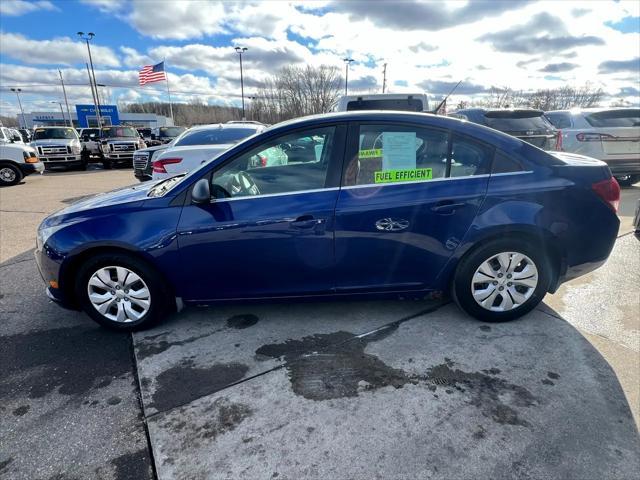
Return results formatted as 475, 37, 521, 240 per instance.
1, 170, 639, 479
139, 302, 639, 480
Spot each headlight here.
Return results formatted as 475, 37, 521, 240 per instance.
71, 142, 81, 154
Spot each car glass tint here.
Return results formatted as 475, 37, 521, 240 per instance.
544, 113, 572, 129
175, 128, 256, 146
449, 136, 493, 177
585, 109, 640, 127
484, 112, 552, 131
492, 150, 524, 174
158, 127, 186, 137
346, 98, 424, 112
211, 126, 335, 198
33, 128, 77, 140
344, 124, 448, 186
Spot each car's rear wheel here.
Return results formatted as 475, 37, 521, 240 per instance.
452, 239, 551, 322
0, 164, 23, 186
76, 253, 170, 330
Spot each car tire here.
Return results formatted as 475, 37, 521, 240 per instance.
452, 238, 551, 322
79, 151, 90, 170
617, 175, 639, 187
0, 164, 23, 186
75, 253, 171, 331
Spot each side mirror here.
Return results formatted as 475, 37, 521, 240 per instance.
191, 178, 211, 204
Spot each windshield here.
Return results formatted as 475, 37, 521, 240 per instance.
33, 128, 77, 140
158, 127, 186, 137
102, 126, 139, 138
174, 127, 257, 146
484, 112, 554, 132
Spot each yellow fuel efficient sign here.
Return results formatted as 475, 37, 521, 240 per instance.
374, 168, 433, 183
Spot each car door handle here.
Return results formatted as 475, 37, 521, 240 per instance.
431, 201, 465, 214
291, 215, 325, 228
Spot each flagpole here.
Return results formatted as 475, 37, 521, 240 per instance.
164, 59, 174, 125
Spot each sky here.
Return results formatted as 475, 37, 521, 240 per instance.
0, 0, 639, 117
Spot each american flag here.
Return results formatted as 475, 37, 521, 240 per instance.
139, 61, 166, 85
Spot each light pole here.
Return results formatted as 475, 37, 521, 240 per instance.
382, 63, 387, 93
58, 70, 73, 127
235, 46, 248, 120
343, 58, 354, 95
50, 101, 67, 127
78, 31, 102, 127
10, 88, 26, 128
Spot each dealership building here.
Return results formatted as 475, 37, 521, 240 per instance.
18, 104, 173, 129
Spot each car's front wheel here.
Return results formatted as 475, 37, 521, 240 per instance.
76, 253, 170, 330
452, 239, 551, 322
0, 164, 23, 186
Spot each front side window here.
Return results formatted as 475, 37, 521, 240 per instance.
211, 126, 336, 199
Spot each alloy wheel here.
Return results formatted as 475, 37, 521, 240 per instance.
87, 266, 151, 323
0, 167, 17, 183
471, 251, 539, 312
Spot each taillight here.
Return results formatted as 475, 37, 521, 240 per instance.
592, 177, 620, 212
576, 132, 615, 142
556, 130, 563, 151
152, 157, 182, 174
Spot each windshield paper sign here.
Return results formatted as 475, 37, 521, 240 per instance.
374, 168, 432, 183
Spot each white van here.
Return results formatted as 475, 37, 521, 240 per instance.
335, 93, 430, 113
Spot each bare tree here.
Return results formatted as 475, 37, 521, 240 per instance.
123, 102, 241, 126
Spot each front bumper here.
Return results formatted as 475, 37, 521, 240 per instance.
19, 162, 44, 175
34, 247, 78, 310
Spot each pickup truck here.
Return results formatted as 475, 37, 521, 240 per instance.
29, 127, 83, 170
0, 128, 44, 186
99, 126, 146, 169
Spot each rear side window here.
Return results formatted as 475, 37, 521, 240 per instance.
585, 109, 640, 127
449, 135, 493, 178
492, 150, 524, 174
544, 112, 572, 129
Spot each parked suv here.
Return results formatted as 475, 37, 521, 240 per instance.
150, 126, 186, 145
30, 127, 83, 170
545, 108, 640, 186
451, 109, 558, 150
0, 128, 43, 186
99, 126, 146, 169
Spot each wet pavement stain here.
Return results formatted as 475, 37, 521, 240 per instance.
110, 448, 153, 480
136, 330, 225, 360
197, 397, 252, 440
256, 330, 411, 401
425, 359, 538, 428
0, 326, 132, 400
150, 359, 249, 412
226, 314, 259, 329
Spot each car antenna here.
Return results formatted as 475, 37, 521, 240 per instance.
432, 80, 462, 115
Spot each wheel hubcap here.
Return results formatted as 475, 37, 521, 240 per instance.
87, 266, 151, 323
471, 252, 538, 312
0, 167, 16, 182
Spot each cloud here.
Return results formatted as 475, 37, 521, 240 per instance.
0, 32, 120, 67
408, 42, 438, 54
538, 62, 579, 73
347, 75, 378, 91
598, 57, 640, 73
416, 80, 490, 96
479, 12, 605, 54
618, 86, 639, 96
333, 0, 531, 31
0, 0, 57, 16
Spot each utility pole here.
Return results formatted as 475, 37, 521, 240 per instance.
382, 63, 387, 93
85, 63, 100, 127
58, 70, 73, 127
343, 58, 354, 95
51, 101, 67, 126
235, 47, 248, 120
10, 88, 25, 128
78, 32, 102, 127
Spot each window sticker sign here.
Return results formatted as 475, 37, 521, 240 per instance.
359, 148, 383, 158
382, 132, 416, 170
374, 168, 432, 183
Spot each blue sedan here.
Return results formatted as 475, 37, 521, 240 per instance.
35, 111, 621, 330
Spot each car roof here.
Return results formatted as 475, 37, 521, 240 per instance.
546, 107, 639, 115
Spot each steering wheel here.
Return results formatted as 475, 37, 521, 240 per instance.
219, 171, 260, 197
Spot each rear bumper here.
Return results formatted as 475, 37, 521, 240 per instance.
606, 160, 640, 176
